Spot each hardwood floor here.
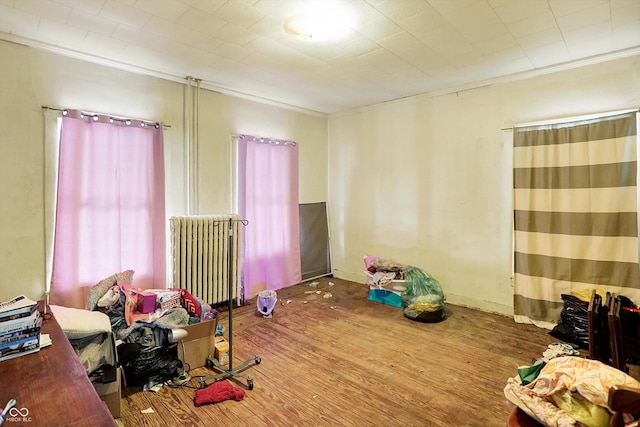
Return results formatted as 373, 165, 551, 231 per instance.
119, 277, 565, 427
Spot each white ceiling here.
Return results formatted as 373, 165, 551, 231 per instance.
1, 0, 639, 114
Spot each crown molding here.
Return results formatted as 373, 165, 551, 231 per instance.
2, 31, 638, 119
0, 32, 328, 118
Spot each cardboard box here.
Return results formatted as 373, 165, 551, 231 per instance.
177, 318, 218, 369
214, 336, 229, 367
93, 366, 122, 419
365, 271, 406, 308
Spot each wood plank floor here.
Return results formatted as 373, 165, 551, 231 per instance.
119, 277, 578, 427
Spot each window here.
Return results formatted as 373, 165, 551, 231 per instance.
234, 134, 301, 299
46, 109, 166, 308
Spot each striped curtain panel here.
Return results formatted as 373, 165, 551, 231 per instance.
513, 111, 640, 327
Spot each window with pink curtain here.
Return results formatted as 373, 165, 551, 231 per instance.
50, 110, 166, 308
237, 135, 301, 300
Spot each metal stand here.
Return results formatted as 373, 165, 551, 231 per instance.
198, 219, 261, 390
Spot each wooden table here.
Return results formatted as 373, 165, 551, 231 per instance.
0, 303, 116, 426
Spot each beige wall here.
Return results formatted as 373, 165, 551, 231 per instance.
2, 36, 638, 316
0, 39, 327, 303
196, 92, 328, 213
328, 54, 640, 315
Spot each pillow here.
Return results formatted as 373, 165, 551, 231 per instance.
171, 288, 201, 318
86, 270, 134, 311
50, 305, 112, 339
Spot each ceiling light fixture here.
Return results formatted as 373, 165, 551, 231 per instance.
284, 0, 355, 42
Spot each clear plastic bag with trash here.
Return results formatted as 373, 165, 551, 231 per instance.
401, 267, 446, 322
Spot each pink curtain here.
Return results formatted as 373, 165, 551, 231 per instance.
50, 110, 166, 308
238, 136, 301, 300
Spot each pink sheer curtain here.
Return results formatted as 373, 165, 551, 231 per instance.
237, 135, 301, 300
50, 110, 166, 308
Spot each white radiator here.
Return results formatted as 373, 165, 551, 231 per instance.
169, 215, 243, 305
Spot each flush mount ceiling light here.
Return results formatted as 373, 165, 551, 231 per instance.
284, 0, 355, 42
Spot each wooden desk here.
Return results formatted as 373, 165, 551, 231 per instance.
0, 304, 116, 427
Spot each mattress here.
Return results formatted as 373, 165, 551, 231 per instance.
50, 305, 117, 375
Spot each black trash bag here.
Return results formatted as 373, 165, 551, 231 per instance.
123, 344, 183, 387
549, 292, 640, 361
549, 294, 589, 349
619, 298, 640, 365
117, 342, 142, 365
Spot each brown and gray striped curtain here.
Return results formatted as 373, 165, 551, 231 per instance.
513, 111, 640, 327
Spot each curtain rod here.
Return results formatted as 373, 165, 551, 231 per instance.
41, 105, 171, 129
503, 108, 639, 131
231, 133, 296, 147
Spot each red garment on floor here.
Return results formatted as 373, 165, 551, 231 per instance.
194, 381, 245, 406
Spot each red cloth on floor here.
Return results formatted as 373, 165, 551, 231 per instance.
194, 381, 245, 406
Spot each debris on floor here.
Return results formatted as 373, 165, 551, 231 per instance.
541, 343, 579, 361
143, 381, 163, 392
269, 279, 339, 307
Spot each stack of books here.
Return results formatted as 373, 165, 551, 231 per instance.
0, 295, 42, 362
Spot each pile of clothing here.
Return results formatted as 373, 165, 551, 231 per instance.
504, 348, 640, 427
85, 270, 217, 386
87, 270, 214, 346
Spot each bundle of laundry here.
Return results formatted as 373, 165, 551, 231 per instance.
504, 356, 640, 427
